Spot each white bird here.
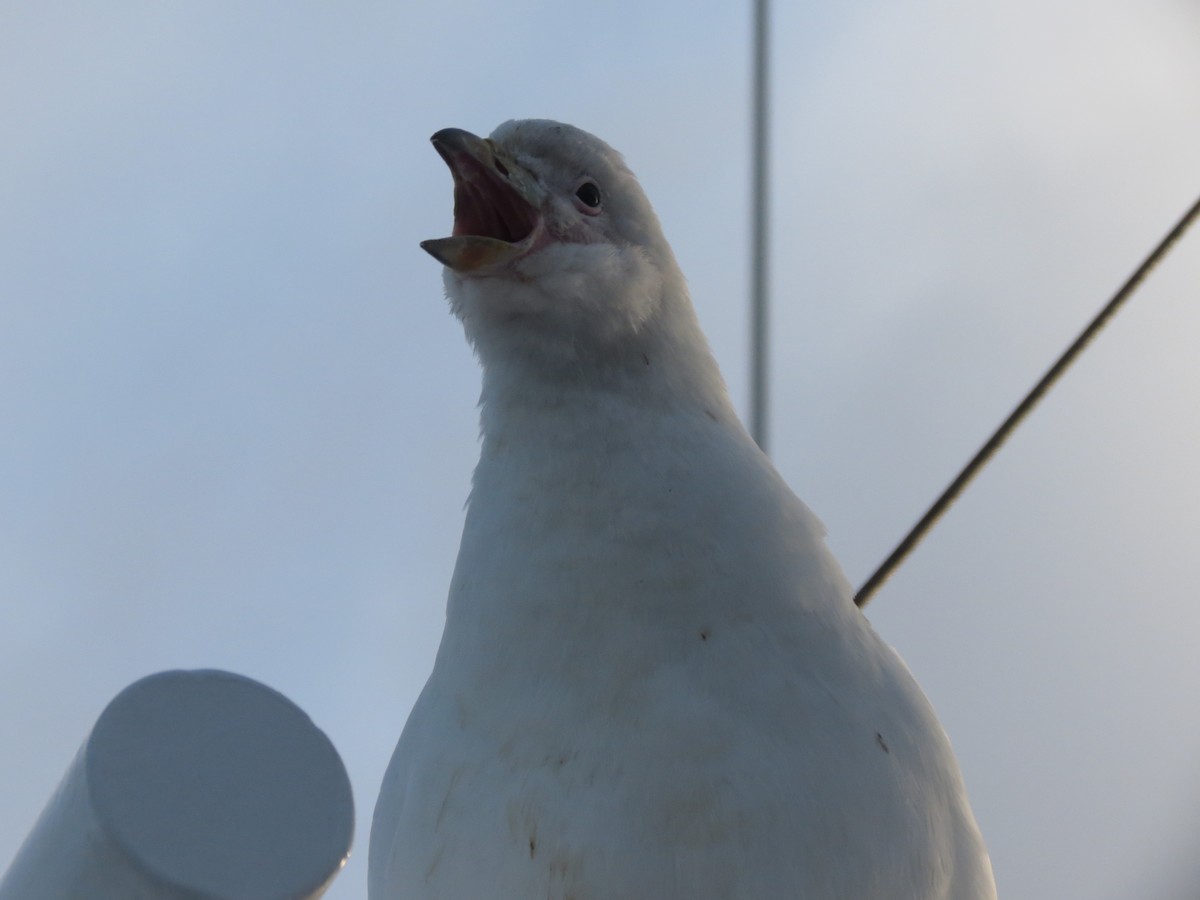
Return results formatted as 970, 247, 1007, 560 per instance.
369, 120, 996, 899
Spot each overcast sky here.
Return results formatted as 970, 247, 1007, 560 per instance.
2, 2, 1199, 897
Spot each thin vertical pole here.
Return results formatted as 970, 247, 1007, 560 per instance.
750, 0, 771, 452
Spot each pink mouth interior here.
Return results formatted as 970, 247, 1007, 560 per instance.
441, 152, 538, 243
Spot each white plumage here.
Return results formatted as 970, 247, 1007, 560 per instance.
369, 119, 996, 899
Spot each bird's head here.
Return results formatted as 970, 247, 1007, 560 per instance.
422, 120, 708, 388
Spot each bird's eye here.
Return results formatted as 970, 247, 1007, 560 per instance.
575, 181, 602, 209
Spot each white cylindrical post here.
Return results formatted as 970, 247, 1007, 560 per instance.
1, 669, 354, 900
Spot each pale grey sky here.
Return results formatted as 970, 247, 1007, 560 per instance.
2, 2, 1199, 897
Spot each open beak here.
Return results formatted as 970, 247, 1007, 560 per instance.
421, 128, 542, 273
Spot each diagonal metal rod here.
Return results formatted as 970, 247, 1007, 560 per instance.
750, 0, 770, 452
855, 192, 1200, 608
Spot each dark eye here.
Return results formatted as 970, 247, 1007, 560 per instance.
575, 181, 601, 208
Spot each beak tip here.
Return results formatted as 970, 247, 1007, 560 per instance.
420, 238, 449, 267
429, 127, 480, 153
421, 236, 526, 273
